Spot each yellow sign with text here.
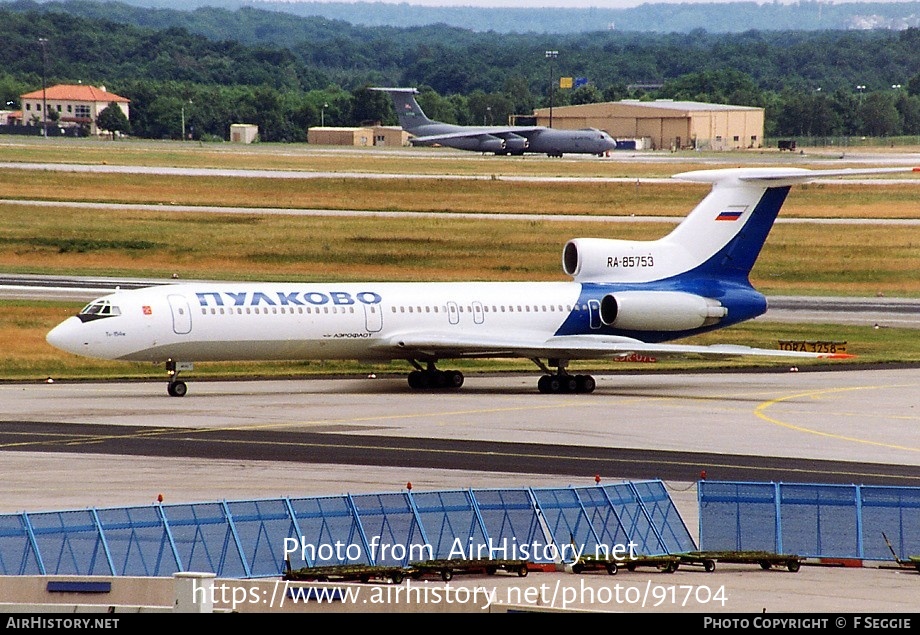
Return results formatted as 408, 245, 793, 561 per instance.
777, 341, 847, 354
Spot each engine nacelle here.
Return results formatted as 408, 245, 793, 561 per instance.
563, 238, 663, 282
600, 291, 727, 331
477, 136, 506, 153
502, 134, 529, 153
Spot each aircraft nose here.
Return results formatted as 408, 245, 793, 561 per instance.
46, 316, 86, 355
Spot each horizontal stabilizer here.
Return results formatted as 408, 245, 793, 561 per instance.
675, 166, 920, 186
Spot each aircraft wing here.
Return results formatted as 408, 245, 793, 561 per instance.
373, 332, 853, 361
409, 126, 544, 144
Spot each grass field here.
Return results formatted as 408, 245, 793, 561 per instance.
1, 137, 918, 381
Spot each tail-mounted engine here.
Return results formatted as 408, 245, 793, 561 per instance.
599, 291, 727, 331
563, 238, 666, 283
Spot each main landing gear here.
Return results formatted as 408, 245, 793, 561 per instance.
165, 359, 193, 397
407, 361, 465, 390
532, 358, 596, 394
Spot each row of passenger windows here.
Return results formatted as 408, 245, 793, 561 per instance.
393, 304, 577, 314
200, 304, 581, 316
201, 306, 358, 315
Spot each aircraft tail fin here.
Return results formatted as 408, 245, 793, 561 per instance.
669, 167, 917, 280
564, 166, 919, 284
370, 87, 433, 133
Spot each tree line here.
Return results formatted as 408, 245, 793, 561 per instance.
1, 3, 919, 142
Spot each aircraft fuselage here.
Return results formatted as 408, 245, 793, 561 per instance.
46, 280, 764, 364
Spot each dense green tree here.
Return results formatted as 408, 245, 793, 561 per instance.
860, 92, 901, 137
896, 93, 920, 134
602, 83, 630, 102
96, 101, 130, 136
0, 73, 29, 110
416, 87, 459, 124
502, 75, 535, 117
906, 73, 920, 98
570, 85, 603, 105
4, 3, 920, 142
351, 86, 391, 126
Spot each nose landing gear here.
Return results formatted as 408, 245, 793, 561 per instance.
165, 360, 193, 397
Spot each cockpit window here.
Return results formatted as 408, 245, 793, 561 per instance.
77, 299, 121, 322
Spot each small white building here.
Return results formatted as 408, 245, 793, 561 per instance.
230, 123, 259, 143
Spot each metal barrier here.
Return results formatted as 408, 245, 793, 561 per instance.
0, 480, 694, 578
699, 481, 920, 561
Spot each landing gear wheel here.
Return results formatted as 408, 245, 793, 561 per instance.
517, 564, 528, 577
447, 370, 464, 388
605, 562, 618, 575
576, 374, 596, 393
704, 559, 716, 572
440, 569, 453, 582
407, 365, 464, 390
167, 381, 187, 397
787, 560, 801, 573
571, 563, 584, 574
759, 561, 771, 570
535, 368, 596, 394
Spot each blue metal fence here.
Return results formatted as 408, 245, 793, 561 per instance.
0, 480, 693, 578
699, 481, 920, 561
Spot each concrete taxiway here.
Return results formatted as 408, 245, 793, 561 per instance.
1, 367, 918, 613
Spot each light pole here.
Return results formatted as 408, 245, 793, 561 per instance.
38, 37, 47, 138
321, 102, 328, 127
545, 50, 558, 128
180, 100, 192, 140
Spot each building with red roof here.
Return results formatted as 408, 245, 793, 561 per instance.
19, 84, 130, 136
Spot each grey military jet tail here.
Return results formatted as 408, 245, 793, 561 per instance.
372, 87, 616, 157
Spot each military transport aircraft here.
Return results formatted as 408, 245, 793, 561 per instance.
45, 166, 918, 397
371, 87, 616, 157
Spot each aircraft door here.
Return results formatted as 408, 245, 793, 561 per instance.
472, 301, 484, 325
364, 303, 383, 332
167, 294, 192, 335
447, 301, 460, 325
588, 299, 602, 329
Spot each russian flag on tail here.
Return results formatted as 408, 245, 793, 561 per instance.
716, 206, 746, 221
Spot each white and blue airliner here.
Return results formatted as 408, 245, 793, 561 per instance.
46, 166, 916, 396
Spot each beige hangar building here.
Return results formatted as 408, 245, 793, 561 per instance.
533, 100, 765, 151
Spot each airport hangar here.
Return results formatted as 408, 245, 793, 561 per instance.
532, 99, 765, 152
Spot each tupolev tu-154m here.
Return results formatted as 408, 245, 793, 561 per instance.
371, 87, 617, 157
46, 166, 918, 397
